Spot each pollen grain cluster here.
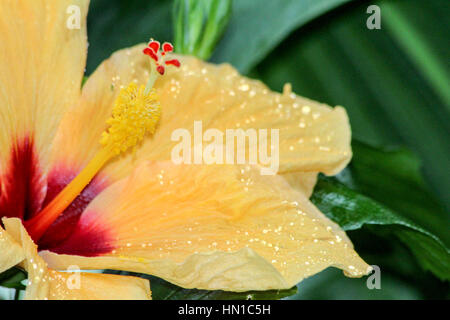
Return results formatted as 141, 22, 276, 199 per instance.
101, 82, 161, 155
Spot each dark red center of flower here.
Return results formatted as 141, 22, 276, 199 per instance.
0, 135, 113, 256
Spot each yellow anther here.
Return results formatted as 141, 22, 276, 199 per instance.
101, 82, 161, 155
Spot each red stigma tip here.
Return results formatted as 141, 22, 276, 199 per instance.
143, 47, 158, 62
162, 42, 174, 53
156, 65, 165, 75
143, 39, 179, 75
165, 59, 180, 68
148, 41, 160, 53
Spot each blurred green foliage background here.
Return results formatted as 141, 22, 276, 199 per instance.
83, 0, 449, 299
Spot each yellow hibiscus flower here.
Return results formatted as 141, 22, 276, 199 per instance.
0, 0, 370, 300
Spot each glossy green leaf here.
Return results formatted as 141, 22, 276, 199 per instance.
211, 0, 352, 73
341, 141, 450, 246
312, 176, 450, 281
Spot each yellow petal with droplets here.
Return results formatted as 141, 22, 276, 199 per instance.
2, 218, 151, 300
49, 44, 351, 187
0, 225, 24, 273
41, 162, 370, 292
0, 0, 88, 169
283, 172, 318, 198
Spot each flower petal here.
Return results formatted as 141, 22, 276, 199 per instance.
0, 0, 88, 164
2, 218, 151, 300
0, 0, 89, 218
49, 44, 351, 185
41, 162, 370, 292
283, 172, 318, 198
48, 45, 150, 175
0, 225, 24, 273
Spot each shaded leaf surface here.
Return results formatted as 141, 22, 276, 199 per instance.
312, 176, 450, 281
0, 268, 26, 290
106, 271, 297, 300
211, 0, 351, 73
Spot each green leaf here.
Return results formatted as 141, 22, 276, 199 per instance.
380, 1, 450, 108
0, 268, 26, 290
173, 0, 232, 59
334, 140, 450, 279
211, 0, 352, 72
106, 271, 296, 300
395, 229, 450, 280
311, 176, 450, 281
342, 141, 450, 246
